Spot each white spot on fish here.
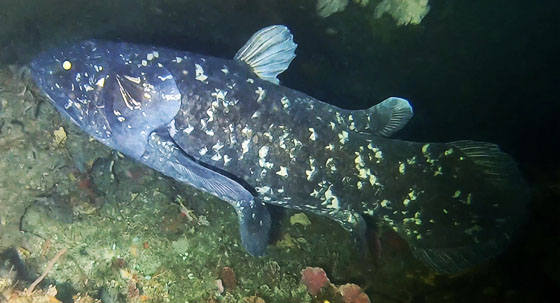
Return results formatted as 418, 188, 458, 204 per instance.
168, 121, 178, 137
335, 112, 343, 124
247, 78, 254, 83
305, 158, 317, 181
399, 162, 406, 174
212, 142, 224, 151
276, 166, 288, 177
444, 148, 454, 156
380, 200, 391, 208
280, 96, 290, 109
241, 139, 250, 157
221, 65, 229, 74
158, 74, 174, 81
223, 154, 232, 165
403, 199, 411, 206
324, 185, 339, 209
183, 125, 194, 134
422, 144, 430, 155
211, 154, 222, 161
195, 64, 208, 82
258, 146, 269, 158
354, 152, 366, 168
338, 131, 349, 144
206, 109, 214, 122
329, 122, 336, 130
255, 87, 266, 103
368, 174, 377, 186
96, 77, 105, 88
141, 60, 147, 66
358, 168, 368, 179
175, 56, 183, 63
311, 188, 320, 198
211, 89, 227, 102
255, 186, 272, 195
308, 128, 317, 141
147, 53, 154, 60
325, 143, 335, 151
408, 190, 418, 200
199, 147, 208, 155
452, 190, 461, 198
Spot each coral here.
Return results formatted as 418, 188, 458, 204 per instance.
244, 296, 265, 303
316, 0, 349, 18
338, 283, 371, 303
219, 267, 237, 291
374, 0, 431, 26
300, 267, 331, 296
290, 213, 311, 226
316, 0, 370, 18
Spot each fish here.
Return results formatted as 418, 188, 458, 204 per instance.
30, 25, 528, 273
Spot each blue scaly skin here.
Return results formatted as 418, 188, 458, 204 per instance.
30, 26, 528, 273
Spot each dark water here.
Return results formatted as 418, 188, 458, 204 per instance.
1, 0, 558, 302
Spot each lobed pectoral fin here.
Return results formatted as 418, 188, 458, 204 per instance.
141, 130, 271, 256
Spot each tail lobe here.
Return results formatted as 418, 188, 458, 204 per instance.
381, 140, 528, 273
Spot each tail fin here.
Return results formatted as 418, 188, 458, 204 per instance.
378, 140, 529, 273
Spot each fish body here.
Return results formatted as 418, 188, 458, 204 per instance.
30, 26, 528, 273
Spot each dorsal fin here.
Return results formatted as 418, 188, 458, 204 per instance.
234, 25, 297, 85
368, 97, 413, 137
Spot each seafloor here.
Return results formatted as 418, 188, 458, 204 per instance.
0, 0, 558, 302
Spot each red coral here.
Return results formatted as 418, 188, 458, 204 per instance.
338, 284, 371, 303
300, 267, 330, 296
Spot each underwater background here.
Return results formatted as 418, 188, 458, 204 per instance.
0, 0, 558, 302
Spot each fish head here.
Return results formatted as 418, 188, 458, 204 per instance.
30, 40, 110, 127
30, 40, 182, 159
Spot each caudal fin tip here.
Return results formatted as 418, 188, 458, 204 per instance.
398, 141, 529, 274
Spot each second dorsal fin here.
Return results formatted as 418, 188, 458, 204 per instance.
368, 97, 413, 137
234, 25, 297, 85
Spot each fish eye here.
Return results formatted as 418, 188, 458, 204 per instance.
62, 60, 72, 70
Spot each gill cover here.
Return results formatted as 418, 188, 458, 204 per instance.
97, 62, 181, 159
